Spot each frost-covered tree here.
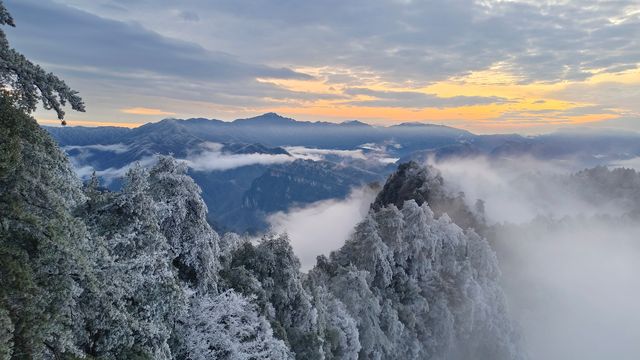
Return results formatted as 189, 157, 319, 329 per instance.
0, 1, 84, 122
305, 265, 361, 360
148, 156, 220, 292
183, 290, 293, 360
0, 96, 91, 358
224, 234, 323, 359
307, 163, 524, 360
79, 165, 185, 359
0, 308, 13, 360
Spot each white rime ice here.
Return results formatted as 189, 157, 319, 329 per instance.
309, 199, 522, 360
184, 290, 293, 360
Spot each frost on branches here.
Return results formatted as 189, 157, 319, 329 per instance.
184, 290, 293, 360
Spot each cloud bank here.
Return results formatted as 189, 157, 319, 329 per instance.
183, 143, 295, 172
74, 155, 157, 184
427, 155, 640, 359
64, 143, 130, 154
267, 186, 378, 271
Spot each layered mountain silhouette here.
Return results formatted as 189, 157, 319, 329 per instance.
46, 113, 640, 233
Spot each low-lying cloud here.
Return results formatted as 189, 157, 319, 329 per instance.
496, 218, 640, 360
185, 143, 399, 172
428, 155, 627, 224
64, 143, 130, 154
267, 186, 378, 271
426, 155, 640, 359
610, 156, 640, 171
184, 143, 294, 171
74, 155, 157, 184
284, 146, 367, 161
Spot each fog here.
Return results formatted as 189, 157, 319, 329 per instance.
267, 186, 378, 271
496, 219, 640, 360
427, 156, 640, 359
268, 154, 640, 358
284, 146, 368, 161
63, 143, 130, 154
430, 156, 629, 224
284, 145, 399, 164
74, 155, 157, 184
610, 156, 640, 171
184, 142, 294, 171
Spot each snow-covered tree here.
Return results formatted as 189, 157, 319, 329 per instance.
0, 1, 84, 122
304, 267, 361, 360
184, 290, 293, 360
79, 165, 185, 359
0, 308, 13, 360
308, 163, 524, 360
0, 96, 91, 358
149, 156, 220, 292
224, 234, 323, 359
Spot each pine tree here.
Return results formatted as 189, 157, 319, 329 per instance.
0, 0, 84, 122
0, 96, 91, 358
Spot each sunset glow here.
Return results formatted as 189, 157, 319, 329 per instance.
7, 0, 638, 133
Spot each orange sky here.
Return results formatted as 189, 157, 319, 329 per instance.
39, 66, 639, 134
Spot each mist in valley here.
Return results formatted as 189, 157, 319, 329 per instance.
430, 156, 640, 359
276, 154, 640, 359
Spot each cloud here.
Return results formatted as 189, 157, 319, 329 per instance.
177, 10, 200, 22
64, 143, 130, 154
65, 143, 132, 167
11, 0, 640, 131
345, 88, 512, 108
428, 155, 627, 224
5, 0, 321, 119
285, 145, 399, 164
495, 218, 640, 360
267, 186, 378, 271
182, 142, 295, 171
426, 155, 640, 359
74, 155, 157, 183
121, 107, 176, 116
610, 156, 640, 171
64, 0, 640, 85
284, 146, 368, 161
5, 0, 310, 82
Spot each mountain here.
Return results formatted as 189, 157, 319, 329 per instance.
44, 113, 640, 233
340, 119, 372, 127
45, 112, 475, 151
242, 159, 380, 212
46, 125, 131, 146
232, 112, 299, 126
304, 162, 523, 359
372, 161, 486, 233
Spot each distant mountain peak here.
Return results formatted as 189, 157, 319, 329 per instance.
393, 122, 439, 127
340, 120, 371, 127
233, 112, 298, 126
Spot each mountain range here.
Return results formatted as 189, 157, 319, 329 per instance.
45, 112, 640, 233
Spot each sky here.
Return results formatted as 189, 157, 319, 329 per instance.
4, 0, 640, 133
